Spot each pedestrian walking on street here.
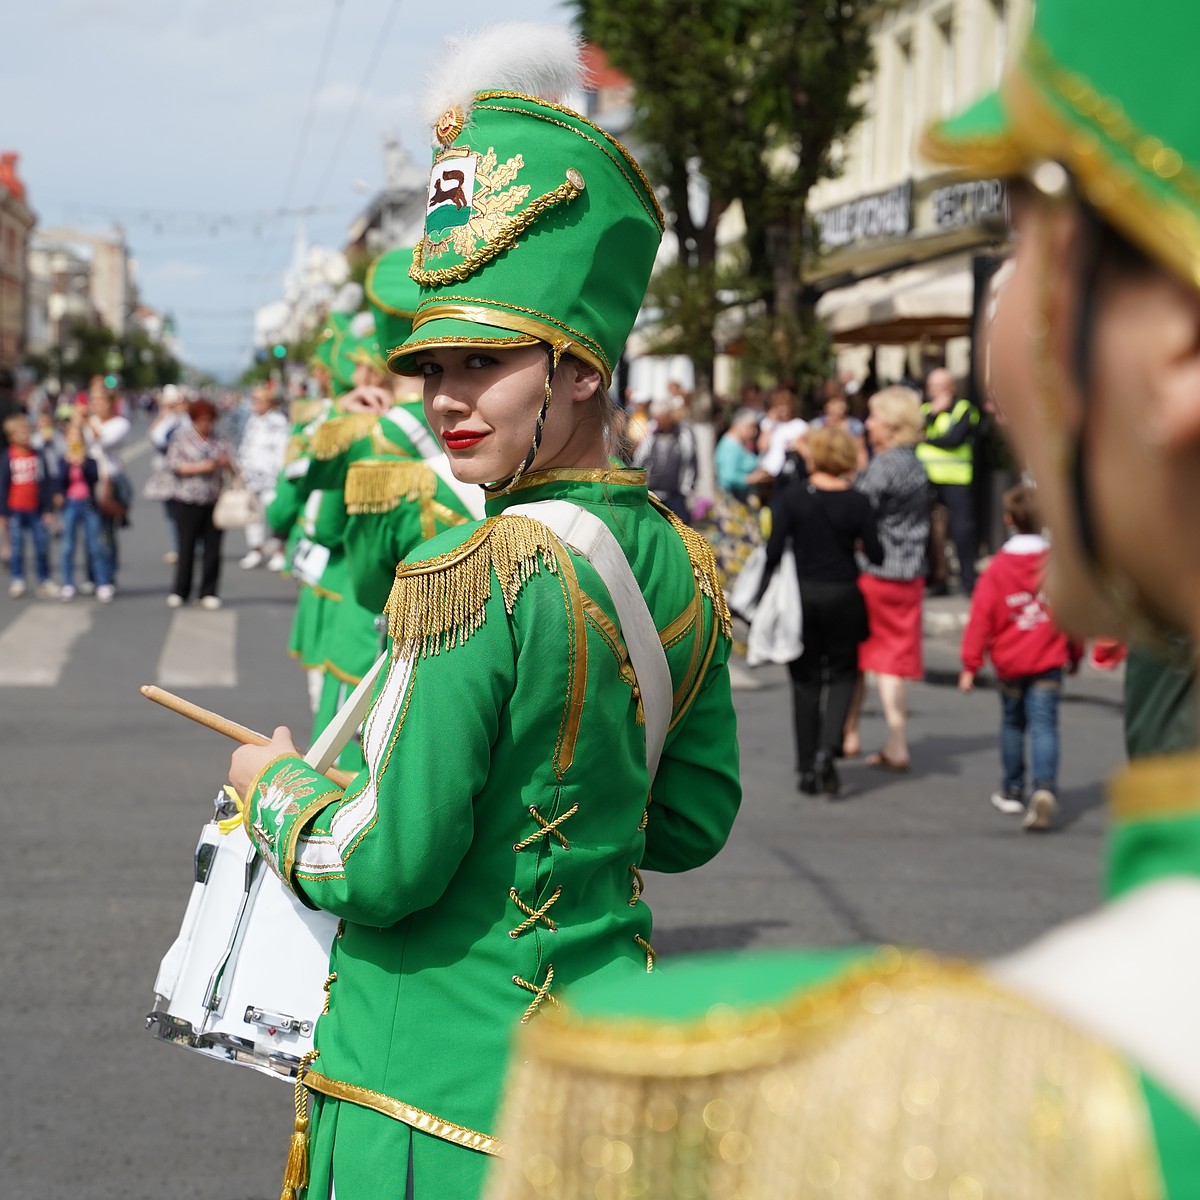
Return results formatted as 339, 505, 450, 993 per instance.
82, 380, 132, 585
958, 485, 1081, 830
235, 383, 290, 570
56, 424, 114, 602
145, 384, 188, 564
165, 398, 232, 609
843, 387, 930, 770
632, 392, 698, 522
1, 413, 59, 598
761, 425, 882, 797
227, 26, 740, 1200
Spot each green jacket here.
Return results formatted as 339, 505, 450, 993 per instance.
244, 468, 741, 1181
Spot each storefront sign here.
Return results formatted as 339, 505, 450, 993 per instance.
931, 178, 1008, 230
815, 181, 913, 251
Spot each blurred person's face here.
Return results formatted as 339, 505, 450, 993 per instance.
192, 411, 215, 438
8, 418, 31, 447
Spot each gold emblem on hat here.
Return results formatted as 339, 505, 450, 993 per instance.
435, 106, 465, 147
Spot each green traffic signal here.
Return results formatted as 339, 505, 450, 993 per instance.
272, 344, 287, 360
103, 374, 119, 389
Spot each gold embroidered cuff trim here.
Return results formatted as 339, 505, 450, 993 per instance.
1110, 751, 1200, 822
302, 1071, 506, 1157
241, 752, 296, 837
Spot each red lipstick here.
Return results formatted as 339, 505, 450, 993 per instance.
442, 429, 489, 450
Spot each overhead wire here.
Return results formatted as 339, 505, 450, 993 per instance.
309, 0, 406, 205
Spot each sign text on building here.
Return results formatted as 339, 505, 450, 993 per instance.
815, 181, 913, 252
931, 178, 1008, 231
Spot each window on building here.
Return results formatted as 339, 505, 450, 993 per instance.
937, 15, 956, 114
992, 0, 1009, 81
896, 32, 915, 174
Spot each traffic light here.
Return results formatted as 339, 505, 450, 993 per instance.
272, 344, 287, 360
103, 374, 119, 389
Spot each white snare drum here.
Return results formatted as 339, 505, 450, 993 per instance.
146, 796, 338, 1080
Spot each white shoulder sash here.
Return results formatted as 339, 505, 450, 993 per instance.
508, 499, 671, 780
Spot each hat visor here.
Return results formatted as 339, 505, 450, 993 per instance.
920, 89, 1027, 178
388, 315, 541, 376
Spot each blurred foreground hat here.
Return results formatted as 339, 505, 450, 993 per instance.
922, 0, 1200, 289
365, 246, 420, 361
389, 23, 664, 385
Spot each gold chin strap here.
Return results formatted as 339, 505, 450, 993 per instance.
484, 343, 564, 496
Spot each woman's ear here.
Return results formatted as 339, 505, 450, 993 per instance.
562, 356, 602, 405
1147, 276, 1200, 452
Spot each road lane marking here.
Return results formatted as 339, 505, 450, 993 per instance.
156, 609, 237, 687
727, 660, 762, 691
123, 437, 152, 464
0, 605, 93, 686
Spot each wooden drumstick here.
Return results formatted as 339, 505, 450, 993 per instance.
139, 684, 356, 789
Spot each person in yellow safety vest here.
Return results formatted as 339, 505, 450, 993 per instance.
916, 367, 980, 594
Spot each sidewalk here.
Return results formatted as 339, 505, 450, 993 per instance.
923, 591, 970, 638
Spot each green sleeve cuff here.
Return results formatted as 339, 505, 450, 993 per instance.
245, 755, 344, 886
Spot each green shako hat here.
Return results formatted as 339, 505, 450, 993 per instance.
923, 0, 1200, 290
365, 246, 420, 361
390, 23, 664, 385
346, 309, 389, 376
327, 311, 357, 393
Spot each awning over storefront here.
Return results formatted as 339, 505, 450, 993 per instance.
816, 255, 974, 344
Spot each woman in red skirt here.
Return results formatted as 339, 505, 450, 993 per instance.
846, 387, 930, 769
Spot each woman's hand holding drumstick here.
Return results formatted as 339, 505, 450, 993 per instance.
139, 685, 355, 791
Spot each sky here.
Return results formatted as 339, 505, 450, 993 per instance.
4, 0, 569, 380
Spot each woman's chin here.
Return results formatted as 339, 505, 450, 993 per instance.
446, 456, 515, 487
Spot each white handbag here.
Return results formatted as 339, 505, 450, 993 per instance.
213, 473, 263, 530
746, 547, 803, 666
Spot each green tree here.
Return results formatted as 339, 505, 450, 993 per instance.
572, 0, 877, 404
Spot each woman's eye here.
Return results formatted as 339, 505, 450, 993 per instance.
465, 354, 497, 369
416, 361, 441, 378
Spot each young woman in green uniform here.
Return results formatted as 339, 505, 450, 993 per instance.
485, 3, 1200, 1197
229, 26, 742, 1200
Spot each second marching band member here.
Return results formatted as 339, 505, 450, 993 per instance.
229, 25, 741, 1200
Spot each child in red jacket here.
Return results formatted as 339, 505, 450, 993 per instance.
958, 485, 1081, 831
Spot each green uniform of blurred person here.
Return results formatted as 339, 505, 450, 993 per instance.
228, 24, 741, 1200
485, 3, 1200, 1197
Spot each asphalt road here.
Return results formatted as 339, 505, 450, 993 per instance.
0, 426, 1127, 1198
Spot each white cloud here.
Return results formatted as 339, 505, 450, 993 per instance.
142, 259, 210, 284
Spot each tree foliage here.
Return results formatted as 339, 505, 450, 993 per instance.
26, 319, 181, 391
572, 0, 877, 401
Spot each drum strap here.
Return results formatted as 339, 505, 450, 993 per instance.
509, 500, 671, 779
305, 652, 388, 778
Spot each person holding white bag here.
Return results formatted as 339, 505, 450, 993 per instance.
759, 425, 881, 797
235, 383, 290, 570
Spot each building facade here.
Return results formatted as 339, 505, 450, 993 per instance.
0, 154, 36, 369
808, 0, 1034, 384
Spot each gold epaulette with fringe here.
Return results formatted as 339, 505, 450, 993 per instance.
385, 516, 560, 659
289, 398, 324, 425
650, 498, 732, 638
344, 458, 437, 515
284, 432, 308, 464
310, 412, 379, 461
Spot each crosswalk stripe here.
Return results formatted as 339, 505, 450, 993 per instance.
0, 605, 93, 686
727, 660, 762, 691
156, 610, 237, 687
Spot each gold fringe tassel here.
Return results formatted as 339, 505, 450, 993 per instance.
344, 459, 438, 515
284, 433, 308, 465
310, 412, 378, 461
651, 498, 733, 637
280, 1049, 319, 1200
384, 516, 560, 659
289, 399, 324, 426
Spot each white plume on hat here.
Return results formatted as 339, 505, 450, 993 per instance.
350, 310, 376, 339
419, 23, 586, 141
331, 282, 364, 314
